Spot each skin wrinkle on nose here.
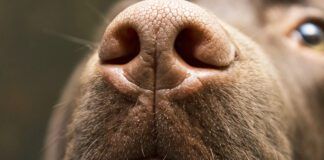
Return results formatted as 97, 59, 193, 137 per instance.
122, 0, 183, 91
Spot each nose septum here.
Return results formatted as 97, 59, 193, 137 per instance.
99, 0, 236, 91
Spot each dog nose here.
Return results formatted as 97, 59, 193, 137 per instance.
99, 0, 236, 91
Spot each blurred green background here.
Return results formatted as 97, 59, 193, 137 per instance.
0, 0, 117, 159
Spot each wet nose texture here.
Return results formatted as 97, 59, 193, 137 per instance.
99, 0, 236, 91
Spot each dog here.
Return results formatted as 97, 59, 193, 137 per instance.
44, 0, 324, 159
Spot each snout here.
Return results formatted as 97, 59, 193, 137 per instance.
59, 1, 293, 160
98, 0, 237, 97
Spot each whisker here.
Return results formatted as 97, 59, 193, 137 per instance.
43, 29, 96, 50
210, 148, 215, 160
162, 152, 168, 160
141, 144, 146, 157
82, 138, 99, 160
83, 1, 107, 22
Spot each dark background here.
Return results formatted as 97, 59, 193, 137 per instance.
0, 0, 116, 159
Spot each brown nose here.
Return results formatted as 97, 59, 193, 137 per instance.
99, 0, 236, 92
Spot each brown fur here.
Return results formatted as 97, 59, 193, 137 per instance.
44, 0, 324, 160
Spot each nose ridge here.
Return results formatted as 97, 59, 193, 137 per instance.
99, 0, 236, 91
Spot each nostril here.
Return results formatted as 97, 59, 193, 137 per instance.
99, 26, 140, 65
174, 26, 236, 69
175, 27, 214, 68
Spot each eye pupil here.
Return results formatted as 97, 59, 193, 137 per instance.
297, 22, 323, 45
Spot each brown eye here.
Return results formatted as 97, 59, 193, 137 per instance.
291, 20, 324, 51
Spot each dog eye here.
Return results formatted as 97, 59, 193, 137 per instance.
297, 23, 323, 45
291, 20, 324, 51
